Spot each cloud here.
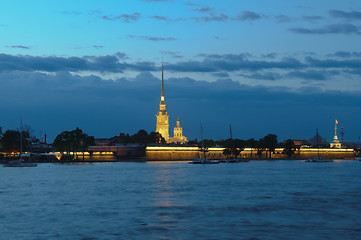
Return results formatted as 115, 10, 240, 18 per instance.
161, 51, 183, 58
102, 12, 140, 23
213, 72, 229, 78
287, 70, 327, 81
305, 56, 361, 69
190, 13, 229, 22
329, 10, 361, 20
166, 54, 304, 72
289, 24, 360, 34
233, 11, 263, 21
262, 53, 278, 59
302, 16, 323, 22
239, 72, 281, 81
115, 52, 129, 59
328, 51, 361, 58
93, 45, 103, 49
6, 45, 31, 49
192, 7, 214, 13
0, 53, 155, 73
1, 70, 361, 142
148, 15, 171, 21
275, 15, 292, 23
128, 35, 177, 41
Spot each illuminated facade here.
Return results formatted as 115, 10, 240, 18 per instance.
169, 118, 188, 144
155, 62, 187, 143
155, 61, 169, 141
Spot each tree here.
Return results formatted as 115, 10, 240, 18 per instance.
256, 139, 265, 158
246, 138, 257, 158
80, 135, 94, 160
233, 139, 245, 158
221, 138, 245, 159
53, 127, 94, 160
53, 130, 73, 159
283, 139, 296, 158
148, 132, 165, 144
263, 134, 278, 158
131, 130, 148, 144
1, 130, 20, 154
1, 128, 33, 155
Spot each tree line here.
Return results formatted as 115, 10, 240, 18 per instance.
1, 124, 297, 159
199, 134, 297, 159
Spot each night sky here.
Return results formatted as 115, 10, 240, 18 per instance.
1, 0, 361, 142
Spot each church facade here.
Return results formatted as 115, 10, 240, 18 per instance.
155, 62, 187, 143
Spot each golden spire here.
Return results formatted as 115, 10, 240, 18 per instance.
161, 60, 164, 98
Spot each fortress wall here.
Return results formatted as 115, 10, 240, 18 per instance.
83, 146, 355, 160
145, 147, 355, 160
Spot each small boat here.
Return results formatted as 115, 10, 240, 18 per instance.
355, 157, 361, 161
190, 158, 220, 164
189, 123, 220, 164
3, 120, 37, 168
306, 158, 333, 163
3, 159, 37, 167
220, 158, 250, 163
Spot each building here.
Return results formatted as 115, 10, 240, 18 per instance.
287, 140, 308, 147
330, 120, 342, 148
155, 61, 170, 141
155, 61, 187, 143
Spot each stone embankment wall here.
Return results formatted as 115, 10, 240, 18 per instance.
145, 147, 355, 160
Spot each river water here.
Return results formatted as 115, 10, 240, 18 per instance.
1, 160, 361, 239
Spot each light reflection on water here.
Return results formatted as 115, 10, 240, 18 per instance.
1, 160, 361, 239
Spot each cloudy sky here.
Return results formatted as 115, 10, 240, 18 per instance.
1, 0, 361, 142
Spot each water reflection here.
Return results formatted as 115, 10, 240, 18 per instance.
1, 161, 361, 239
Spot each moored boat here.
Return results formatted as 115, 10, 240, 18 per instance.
305, 158, 333, 163
3, 159, 37, 167
306, 128, 333, 163
189, 123, 220, 165
3, 120, 38, 168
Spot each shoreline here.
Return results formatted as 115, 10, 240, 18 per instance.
1, 157, 358, 165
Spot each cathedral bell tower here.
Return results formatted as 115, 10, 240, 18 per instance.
156, 61, 169, 141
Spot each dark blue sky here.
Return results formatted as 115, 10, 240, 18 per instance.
1, 0, 361, 142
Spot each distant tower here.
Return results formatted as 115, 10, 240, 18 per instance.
155, 61, 169, 141
330, 119, 341, 148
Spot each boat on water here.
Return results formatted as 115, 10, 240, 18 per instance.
355, 157, 361, 161
306, 128, 333, 163
190, 124, 220, 164
3, 159, 37, 167
220, 158, 250, 163
3, 120, 37, 168
306, 158, 333, 163
190, 158, 220, 164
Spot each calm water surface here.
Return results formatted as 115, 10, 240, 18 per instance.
1, 160, 361, 239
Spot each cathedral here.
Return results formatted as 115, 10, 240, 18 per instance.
155, 62, 187, 144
